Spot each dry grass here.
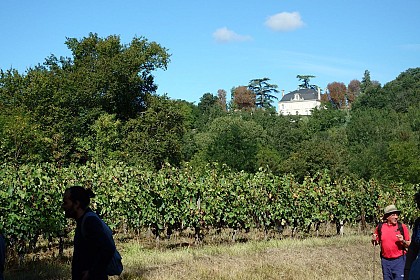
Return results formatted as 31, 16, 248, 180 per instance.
5, 234, 381, 280
118, 235, 380, 280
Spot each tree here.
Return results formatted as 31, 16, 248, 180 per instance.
281, 128, 350, 181
327, 82, 347, 109
320, 93, 330, 103
305, 107, 348, 136
360, 70, 372, 93
248, 78, 279, 109
121, 95, 186, 169
386, 140, 420, 184
346, 108, 399, 180
198, 93, 218, 113
0, 33, 171, 165
0, 69, 25, 108
196, 116, 266, 172
296, 75, 317, 90
0, 108, 48, 164
195, 92, 226, 132
256, 146, 282, 173
351, 83, 385, 111
173, 99, 200, 130
76, 113, 123, 163
231, 86, 255, 110
382, 67, 420, 112
347, 79, 361, 105
238, 109, 305, 162
63, 33, 170, 120
217, 89, 227, 112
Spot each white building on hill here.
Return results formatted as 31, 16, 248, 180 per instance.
278, 88, 321, 116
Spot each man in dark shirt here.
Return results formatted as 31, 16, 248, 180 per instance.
62, 186, 115, 280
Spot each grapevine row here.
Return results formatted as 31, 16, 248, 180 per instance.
0, 162, 418, 254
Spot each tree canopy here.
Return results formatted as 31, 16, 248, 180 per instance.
0, 33, 171, 166
297, 75, 318, 90
1, 33, 419, 185
248, 77, 279, 109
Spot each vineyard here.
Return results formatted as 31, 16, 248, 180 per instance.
0, 162, 418, 257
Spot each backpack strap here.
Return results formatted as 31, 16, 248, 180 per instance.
81, 211, 98, 239
377, 222, 384, 243
377, 222, 384, 257
398, 222, 408, 254
397, 222, 405, 240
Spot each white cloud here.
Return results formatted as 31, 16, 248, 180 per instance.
213, 27, 252, 43
265, 12, 304, 32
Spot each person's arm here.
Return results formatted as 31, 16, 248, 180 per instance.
84, 216, 115, 278
372, 226, 379, 246
398, 224, 411, 249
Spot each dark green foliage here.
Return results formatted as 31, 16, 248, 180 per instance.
296, 74, 318, 90
386, 139, 420, 184
198, 93, 218, 113
360, 70, 373, 93
64, 33, 170, 120
382, 68, 420, 112
121, 95, 186, 169
76, 113, 123, 163
351, 83, 387, 110
197, 116, 267, 172
305, 107, 348, 136
236, 110, 305, 167
0, 33, 171, 166
255, 145, 282, 173
248, 78, 279, 109
353, 68, 420, 112
281, 128, 350, 181
346, 108, 395, 180
195, 93, 227, 132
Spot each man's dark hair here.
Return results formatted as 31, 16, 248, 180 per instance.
65, 186, 95, 210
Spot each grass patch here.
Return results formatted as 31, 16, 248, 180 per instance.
118, 234, 380, 280
5, 234, 381, 280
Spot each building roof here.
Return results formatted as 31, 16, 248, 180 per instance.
280, 88, 319, 102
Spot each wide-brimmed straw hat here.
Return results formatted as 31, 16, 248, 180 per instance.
383, 204, 401, 218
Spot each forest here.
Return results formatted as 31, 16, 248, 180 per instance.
1, 33, 419, 186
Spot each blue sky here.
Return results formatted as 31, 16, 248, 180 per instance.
1, 0, 419, 106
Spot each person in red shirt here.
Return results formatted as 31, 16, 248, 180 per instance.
372, 205, 411, 280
